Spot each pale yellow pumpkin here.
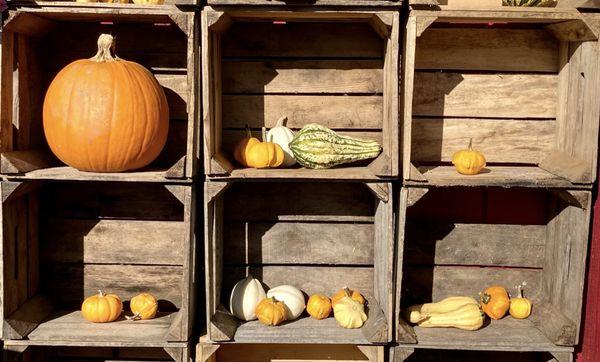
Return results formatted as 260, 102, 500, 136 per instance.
452, 139, 486, 175
333, 290, 368, 329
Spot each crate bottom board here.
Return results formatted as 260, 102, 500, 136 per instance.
402, 318, 572, 353
407, 165, 579, 188
22, 310, 178, 342
225, 316, 381, 344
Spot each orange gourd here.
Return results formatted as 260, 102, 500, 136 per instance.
43, 34, 169, 173
452, 139, 486, 175
255, 297, 287, 326
480, 285, 510, 320
233, 125, 260, 167
81, 290, 123, 323
306, 294, 332, 320
332, 287, 365, 308
128, 293, 158, 320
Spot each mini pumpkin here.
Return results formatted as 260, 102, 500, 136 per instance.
307, 294, 332, 320
128, 293, 158, 320
333, 291, 368, 329
255, 297, 287, 326
81, 290, 123, 323
266, 285, 306, 320
332, 287, 365, 308
510, 283, 532, 319
43, 34, 169, 172
480, 285, 510, 320
266, 116, 296, 167
233, 125, 260, 167
452, 139, 486, 175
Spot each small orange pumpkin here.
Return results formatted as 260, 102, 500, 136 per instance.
128, 293, 158, 320
480, 286, 510, 320
43, 34, 169, 172
306, 294, 332, 320
233, 125, 260, 167
81, 290, 123, 323
255, 297, 287, 326
332, 287, 365, 308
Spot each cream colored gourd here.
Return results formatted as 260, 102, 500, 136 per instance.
266, 116, 296, 167
333, 295, 368, 329
417, 303, 484, 331
266, 285, 305, 320
404, 296, 479, 323
230, 275, 266, 321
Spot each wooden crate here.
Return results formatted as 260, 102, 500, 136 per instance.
206, 0, 401, 7
197, 340, 385, 362
0, 180, 197, 342
202, 8, 400, 181
203, 181, 394, 344
402, 8, 600, 188
391, 347, 572, 362
3, 341, 190, 362
6, 1, 198, 7
395, 187, 592, 352
0, 7, 199, 182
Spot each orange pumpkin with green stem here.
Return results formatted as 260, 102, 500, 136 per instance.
480, 285, 510, 320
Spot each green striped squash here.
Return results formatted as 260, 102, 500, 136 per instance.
289, 124, 382, 169
502, 0, 556, 6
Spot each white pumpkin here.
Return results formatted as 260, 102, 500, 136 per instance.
266, 116, 296, 167
266, 285, 305, 320
230, 275, 266, 321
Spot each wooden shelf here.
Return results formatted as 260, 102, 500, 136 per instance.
232, 317, 374, 344
407, 165, 585, 188
4, 166, 192, 183
402, 318, 573, 353
216, 166, 393, 181
26, 311, 178, 343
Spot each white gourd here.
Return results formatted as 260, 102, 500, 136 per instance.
266, 116, 296, 167
229, 275, 266, 321
266, 285, 305, 320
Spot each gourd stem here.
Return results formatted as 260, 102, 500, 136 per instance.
276, 116, 288, 127
91, 34, 118, 63
244, 124, 252, 138
262, 127, 267, 142
468, 138, 473, 151
98, 290, 105, 297
343, 286, 352, 298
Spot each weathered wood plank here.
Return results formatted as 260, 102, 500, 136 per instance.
405, 223, 546, 267
42, 219, 185, 265
222, 60, 383, 94
222, 22, 383, 59
43, 264, 183, 308
223, 182, 374, 222
416, 28, 559, 72
223, 222, 374, 265
413, 73, 558, 118
222, 95, 383, 130
42, 183, 184, 221
411, 118, 555, 164
223, 266, 374, 301
211, 343, 382, 361
402, 266, 542, 306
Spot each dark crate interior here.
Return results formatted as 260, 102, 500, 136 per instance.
398, 187, 590, 349
206, 181, 393, 344
1, 11, 193, 180
405, 16, 599, 187
1, 181, 191, 342
399, 348, 565, 362
3, 345, 183, 362
204, 11, 398, 179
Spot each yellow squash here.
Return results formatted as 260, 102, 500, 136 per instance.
510, 284, 532, 319
333, 294, 368, 329
404, 296, 479, 323
452, 139, 486, 175
417, 303, 484, 331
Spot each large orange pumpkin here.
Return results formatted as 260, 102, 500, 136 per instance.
43, 34, 169, 172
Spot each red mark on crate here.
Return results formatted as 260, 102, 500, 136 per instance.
100, 22, 114, 25
154, 23, 172, 27
273, 21, 287, 25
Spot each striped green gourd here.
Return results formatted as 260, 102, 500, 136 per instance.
502, 0, 555, 6
289, 124, 382, 169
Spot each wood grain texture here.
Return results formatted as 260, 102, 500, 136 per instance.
222, 60, 383, 94
222, 95, 383, 130
43, 264, 183, 308
222, 22, 383, 59
42, 219, 185, 265
223, 221, 374, 265
411, 118, 555, 164
413, 72, 558, 118
405, 223, 546, 267
416, 28, 559, 72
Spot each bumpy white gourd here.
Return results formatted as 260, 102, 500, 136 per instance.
266, 116, 296, 167
266, 285, 305, 320
229, 275, 266, 321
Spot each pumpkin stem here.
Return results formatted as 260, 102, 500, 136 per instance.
468, 138, 473, 151
98, 290, 105, 297
244, 124, 252, 139
125, 313, 141, 321
276, 116, 288, 128
343, 287, 352, 298
91, 34, 118, 63
262, 127, 267, 142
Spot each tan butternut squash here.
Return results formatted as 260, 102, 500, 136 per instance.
417, 303, 485, 331
404, 296, 479, 323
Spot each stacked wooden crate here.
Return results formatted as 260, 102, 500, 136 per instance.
0, 3, 198, 361
199, 0, 401, 360
395, 2, 600, 361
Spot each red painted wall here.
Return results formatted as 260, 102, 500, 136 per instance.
576, 180, 599, 361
